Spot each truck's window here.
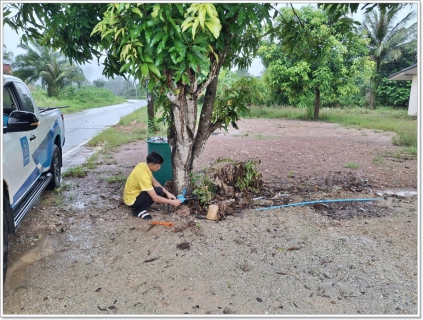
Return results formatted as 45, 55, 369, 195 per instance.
15, 82, 35, 113
3, 86, 18, 128
3, 87, 15, 112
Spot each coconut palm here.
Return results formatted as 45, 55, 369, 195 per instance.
360, 5, 417, 108
12, 41, 87, 96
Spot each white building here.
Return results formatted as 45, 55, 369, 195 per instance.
387, 63, 418, 116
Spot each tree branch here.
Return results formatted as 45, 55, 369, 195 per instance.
289, 3, 305, 29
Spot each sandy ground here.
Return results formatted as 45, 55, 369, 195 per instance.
2, 118, 419, 316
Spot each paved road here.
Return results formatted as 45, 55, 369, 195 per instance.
62, 99, 146, 158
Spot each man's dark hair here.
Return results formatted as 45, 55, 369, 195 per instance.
146, 151, 164, 165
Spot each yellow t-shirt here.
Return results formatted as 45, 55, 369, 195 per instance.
123, 162, 154, 205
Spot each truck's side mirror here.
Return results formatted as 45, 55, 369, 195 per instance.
4, 110, 40, 132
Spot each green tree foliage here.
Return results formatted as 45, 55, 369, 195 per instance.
375, 42, 416, 108
93, 78, 106, 88
359, 6, 417, 108
234, 69, 251, 78
318, 3, 417, 109
91, 3, 273, 192
259, 6, 370, 118
4, 3, 107, 65
360, 6, 416, 73
212, 69, 262, 131
3, 3, 275, 192
12, 41, 87, 96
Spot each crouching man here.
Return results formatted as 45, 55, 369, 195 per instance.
123, 151, 181, 219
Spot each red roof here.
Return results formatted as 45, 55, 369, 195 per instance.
3, 63, 12, 75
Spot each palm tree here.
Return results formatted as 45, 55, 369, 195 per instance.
12, 41, 87, 96
360, 5, 417, 108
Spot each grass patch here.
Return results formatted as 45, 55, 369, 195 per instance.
86, 107, 166, 151
63, 166, 87, 178
86, 127, 148, 151
84, 153, 100, 169
372, 149, 417, 167
254, 134, 273, 140
57, 182, 72, 192
32, 86, 127, 114
248, 105, 308, 120
400, 146, 417, 155
372, 155, 386, 167
106, 174, 127, 183
117, 107, 149, 126
343, 162, 360, 169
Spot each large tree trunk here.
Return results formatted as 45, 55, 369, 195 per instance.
369, 77, 375, 109
165, 51, 226, 195
167, 77, 220, 195
369, 60, 381, 110
167, 87, 197, 195
314, 87, 320, 119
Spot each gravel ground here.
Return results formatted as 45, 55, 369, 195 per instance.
2, 119, 419, 316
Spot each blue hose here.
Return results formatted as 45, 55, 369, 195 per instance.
255, 198, 380, 211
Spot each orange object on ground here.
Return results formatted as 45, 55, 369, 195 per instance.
151, 221, 174, 227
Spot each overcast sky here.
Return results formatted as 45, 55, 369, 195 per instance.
2, 3, 419, 83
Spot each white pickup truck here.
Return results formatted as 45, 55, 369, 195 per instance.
3, 75, 65, 281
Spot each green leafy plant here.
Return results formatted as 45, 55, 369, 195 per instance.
234, 159, 262, 193
191, 172, 218, 207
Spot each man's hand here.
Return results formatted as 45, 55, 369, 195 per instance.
165, 191, 177, 200
171, 199, 182, 207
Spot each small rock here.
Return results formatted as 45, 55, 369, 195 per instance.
177, 242, 190, 250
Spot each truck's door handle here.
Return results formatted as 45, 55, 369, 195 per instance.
30, 134, 36, 141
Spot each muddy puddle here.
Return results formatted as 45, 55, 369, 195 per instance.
5, 233, 61, 287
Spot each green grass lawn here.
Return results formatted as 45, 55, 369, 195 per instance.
32, 86, 127, 114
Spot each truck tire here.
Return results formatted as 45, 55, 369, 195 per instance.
47, 144, 61, 190
3, 195, 10, 283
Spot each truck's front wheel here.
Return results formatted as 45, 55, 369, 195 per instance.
47, 144, 61, 190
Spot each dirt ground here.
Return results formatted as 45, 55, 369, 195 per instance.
2, 118, 419, 316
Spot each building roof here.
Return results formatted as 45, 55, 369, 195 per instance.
387, 63, 417, 81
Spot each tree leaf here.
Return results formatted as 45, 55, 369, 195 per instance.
151, 4, 160, 18
198, 4, 206, 28
141, 63, 149, 76
205, 17, 222, 39
191, 17, 200, 39
148, 63, 161, 77
181, 16, 195, 32
131, 7, 143, 18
